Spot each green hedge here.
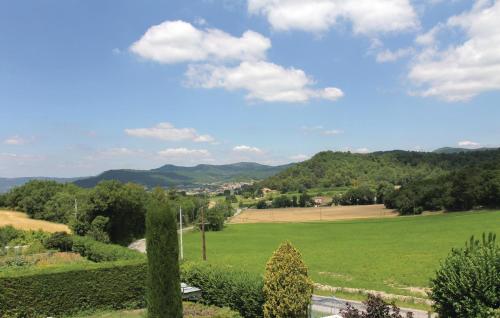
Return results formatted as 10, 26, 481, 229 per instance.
0, 261, 147, 318
72, 236, 145, 262
181, 262, 264, 318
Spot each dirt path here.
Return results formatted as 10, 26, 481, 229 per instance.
0, 210, 70, 233
230, 204, 398, 224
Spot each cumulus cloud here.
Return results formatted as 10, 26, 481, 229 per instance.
130, 20, 271, 64
125, 122, 215, 143
290, 154, 310, 161
354, 147, 370, 154
3, 136, 27, 145
186, 61, 343, 102
376, 47, 414, 63
458, 140, 481, 148
409, 0, 500, 101
233, 145, 263, 154
248, 0, 419, 34
157, 148, 211, 158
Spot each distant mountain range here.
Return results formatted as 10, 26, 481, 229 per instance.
432, 147, 498, 154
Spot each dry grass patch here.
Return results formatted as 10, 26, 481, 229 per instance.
0, 210, 70, 233
230, 204, 397, 224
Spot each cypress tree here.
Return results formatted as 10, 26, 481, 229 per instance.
146, 200, 183, 318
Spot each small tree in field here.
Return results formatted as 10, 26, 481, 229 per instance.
146, 200, 183, 318
263, 241, 313, 318
430, 232, 499, 318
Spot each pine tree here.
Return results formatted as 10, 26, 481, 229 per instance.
263, 241, 313, 318
146, 200, 183, 318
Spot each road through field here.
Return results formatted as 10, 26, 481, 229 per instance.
230, 204, 398, 223
0, 210, 70, 233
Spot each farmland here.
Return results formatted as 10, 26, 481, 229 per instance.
230, 204, 397, 223
183, 210, 500, 297
0, 210, 70, 233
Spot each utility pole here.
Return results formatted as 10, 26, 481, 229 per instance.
179, 206, 184, 261
74, 198, 78, 219
201, 206, 207, 261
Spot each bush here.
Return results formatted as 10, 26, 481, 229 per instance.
430, 233, 499, 318
181, 262, 264, 318
146, 201, 182, 318
263, 241, 313, 318
0, 261, 147, 318
0, 226, 22, 247
341, 294, 413, 318
256, 200, 268, 209
43, 231, 73, 252
71, 235, 144, 262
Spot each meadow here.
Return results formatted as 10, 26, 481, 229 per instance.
0, 210, 70, 233
183, 210, 500, 297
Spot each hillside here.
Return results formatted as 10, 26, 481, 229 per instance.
0, 177, 82, 193
260, 149, 500, 191
74, 162, 292, 188
433, 147, 498, 154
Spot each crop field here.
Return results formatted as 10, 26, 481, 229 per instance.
183, 210, 500, 297
230, 204, 397, 223
0, 210, 70, 233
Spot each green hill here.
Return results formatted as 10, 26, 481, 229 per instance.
74, 162, 292, 188
260, 149, 500, 191
432, 147, 498, 154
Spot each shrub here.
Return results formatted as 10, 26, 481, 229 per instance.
263, 241, 313, 318
0, 226, 21, 247
87, 215, 110, 243
0, 261, 147, 318
430, 233, 499, 318
146, 201, 183, 318
71, 235, 144, 262
341, 294, 413, 318
256, 200, 268, 209
43, 231, 73, 252
181, 262, 264, 318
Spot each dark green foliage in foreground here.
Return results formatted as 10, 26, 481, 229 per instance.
43, 231, 73, 252
430, 233, 500, 318
0, 261, 147, 318
181, 262, 264, 318
71, 235, 145, 262
341, 294, 413, 318
0, 225, 22, 247
146, 201, 182, 318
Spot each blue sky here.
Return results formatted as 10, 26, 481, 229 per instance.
1, 0, 499, 177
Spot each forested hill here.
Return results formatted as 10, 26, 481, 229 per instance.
74, 162, 292, 188
259, 149, 500, 191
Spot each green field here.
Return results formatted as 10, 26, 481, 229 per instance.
183, 210, 500, 297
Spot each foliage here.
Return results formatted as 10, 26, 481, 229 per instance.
271, 195, 293, 208
0, 261, 147, 318
87, 215, 110, 243
43, 231, 73, 252
263, 241, 313, 318
0, 226, 22, 247
205, 202, 234, 231
181, 262, 264, 318
146, 200, 182, 318
340, 294, 414, 318
430, 233, 500, 318
71, 235, 144, 262
338, 186, 375, 205
256, 199, 268, 209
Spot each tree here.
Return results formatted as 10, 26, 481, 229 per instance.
298, 193, 311, 207
43, 231, 73, 251
272, 195, 292, 208
146, 200, 183, 318
263, 241, 313, 318
430, 233, 499, 318
256, 200, 268, 209
87, 215, 110, 243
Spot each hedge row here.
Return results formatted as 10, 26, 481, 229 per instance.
72, 235, 145, 262
0, 261, 147, 318
181, 262, 264, 318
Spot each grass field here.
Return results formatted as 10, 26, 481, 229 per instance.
183, 210, 500, 298
0, 210, 70, 233
231, 204, 397, 223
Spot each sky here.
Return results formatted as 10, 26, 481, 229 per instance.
1, 0, 499, 177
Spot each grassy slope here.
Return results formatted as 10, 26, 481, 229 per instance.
183, 210, 500, 296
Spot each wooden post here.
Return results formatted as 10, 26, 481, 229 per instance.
201, 207, 207, 261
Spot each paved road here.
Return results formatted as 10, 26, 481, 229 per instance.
128, 226, 194, 253
312, 295, 434, 318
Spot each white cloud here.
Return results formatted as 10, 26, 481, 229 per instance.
323, 129, 344, 135
354, 147, 370, 154
125, 122, 215, 143
376, 47, 414, 63
130, 20, 271, 64
458, 140, 481, 148
290, 154, 310, 161
3, 136, 27, 145
186, 61, 344, 102
99, 148, 142, 156
409, 0, 500, 101
157, 148, 211, 158
233, 145, 263, 154
248, 0, 419, 34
